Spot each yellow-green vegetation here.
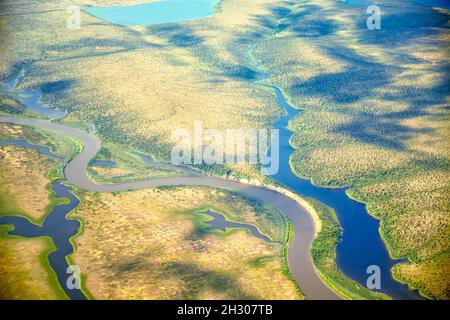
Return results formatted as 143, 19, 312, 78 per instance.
0, 131, 69, 299
392, 253, 449, 300
87, 143, 188, 184
2, 0, 449, 299
0, 122, 81, 162
253, 0, 450, 299
71, 187, 301, 299
0, 93, 43, 118
0, 143, 56, 222
0, 0, 285, 181
0, 225, 68, 300
308, 198, 389, 300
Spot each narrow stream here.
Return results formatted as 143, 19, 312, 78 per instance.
0, 67, 67, 120
203, 209, 282, 245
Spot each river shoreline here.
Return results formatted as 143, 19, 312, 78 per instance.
0, 43, 422, 299
0, 2, 426, 297
0, 115, 342, 300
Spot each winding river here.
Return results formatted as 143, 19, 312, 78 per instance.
0, 0, 426, 300
0, 47, 422, 301
0, 179, 86, 300
245, 46, 422, 300
0, 56, 421, 299
0, 115, 339, 300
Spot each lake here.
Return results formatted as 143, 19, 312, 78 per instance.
84, 0, 220, 26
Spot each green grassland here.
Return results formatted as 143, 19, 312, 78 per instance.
87, 142, 189, 184
253, 0, 450, 299
180, 200, 290, 244
71, 186, 302, 300
1, 0, 449, 299
0, 225, 68, 300
0, 138, 68, 299
0, 123, 301, 300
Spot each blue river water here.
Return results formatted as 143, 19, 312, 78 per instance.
0, 140, 86, 300
270, 86, 421, 299
84, 0, 220, 26
246, 46, 422, 299
398, 0, 450, 9
90, 160, 117, 167
0, 68, 67, 120
0, 0, 430, 300
203, 210, 281, 244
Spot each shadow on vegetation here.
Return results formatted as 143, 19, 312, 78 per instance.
148, 23, 206, 48
252, 3, 341, 37
41, 80, 75, 94
334, 73, 449, 152
249, 1, 450, 153
288, 3, 340, 37
111, 258, 150, 274
220, 66, 260, 81
288, 42, 397, 104
168, 33, 205, 48
42, 35, 162, 62
162, 262, 255, 299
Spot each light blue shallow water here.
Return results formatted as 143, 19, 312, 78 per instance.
84, 0, 220, 26
84, 0, 450, 27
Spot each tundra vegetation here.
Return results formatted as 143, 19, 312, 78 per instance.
0, 123, 67, 222
0, 93, 43, 118
0, 133, 68, 299
0, 225, 67, 300
0, 0, 449, 299
71, 187, 300, 299
0, 144, 54, 221
87, 143, 190, 184
0, 124, 300, 299
253, 0, 450, 299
